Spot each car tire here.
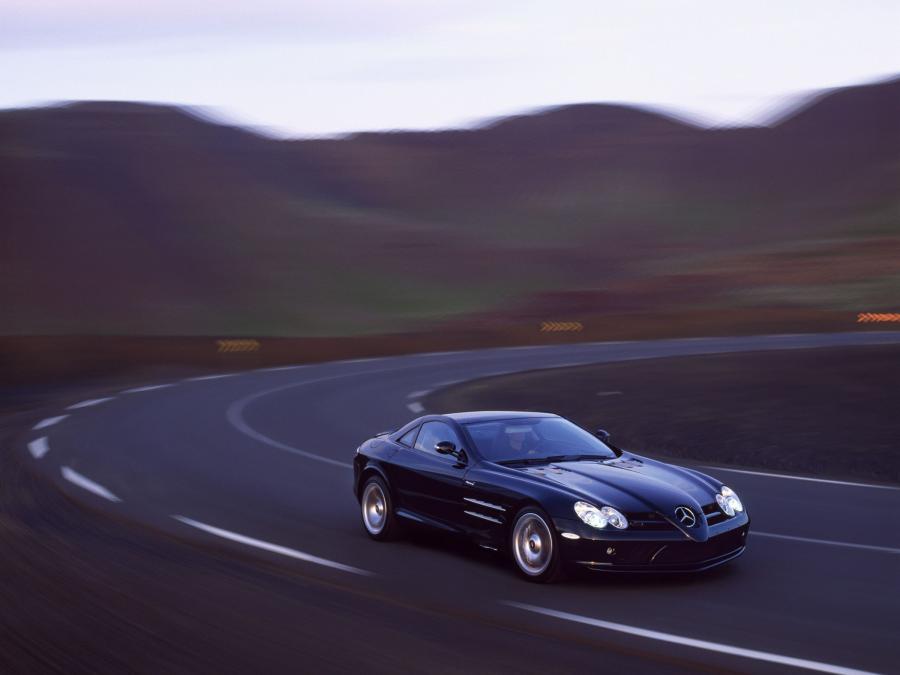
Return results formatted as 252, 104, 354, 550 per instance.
509, 506, 563, 583
360, 475, 399, 541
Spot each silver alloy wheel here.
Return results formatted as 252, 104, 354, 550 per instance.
362, 482, 387, 535
512, 512, 553, 576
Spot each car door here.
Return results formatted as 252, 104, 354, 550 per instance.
391, 421, 469, 529
458, 465, 518, 549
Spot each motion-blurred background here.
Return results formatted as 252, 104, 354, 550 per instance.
1, 1, 898, 370
2, 6, 900, 673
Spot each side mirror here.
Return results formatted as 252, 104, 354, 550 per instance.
594, 428, 611, 442
435, 440, 458, 456
435, 441, 467, 465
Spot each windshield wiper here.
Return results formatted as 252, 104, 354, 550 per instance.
498, 454, 610, 466
497, 456, 565, 466
550, 454, 611, 463
498, 453, 611, 466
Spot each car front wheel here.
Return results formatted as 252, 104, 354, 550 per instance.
510, 507, 562, 582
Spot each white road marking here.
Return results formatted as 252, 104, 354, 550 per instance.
122, 383, 175, 394
67, 397, 114, 410
407, 401, 425, 413
32, 415, 68, 430
407, 389, 431, 399
256, 365, 307, 372
596, 391, 622, 396
226, 390, 353, 469
186, 373, 237, 382
172, 516, 372, 576
703, 466, 900, 490
28, 437, 50, 459
61, 467, 121, 502
754, 531, 899, 555
505, 602, 878, 675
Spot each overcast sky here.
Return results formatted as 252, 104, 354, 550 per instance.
2, 0, 898, 136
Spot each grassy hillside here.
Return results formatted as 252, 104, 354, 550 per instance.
1, 78, 898, 336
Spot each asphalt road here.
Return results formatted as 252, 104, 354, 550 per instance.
13, 332, 900, 674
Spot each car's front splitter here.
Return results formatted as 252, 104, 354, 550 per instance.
561, 522, 749, 572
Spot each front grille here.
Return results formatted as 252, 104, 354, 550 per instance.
702, 502, 727, 526
628, 503, 733, 531
628, 511, 676, 531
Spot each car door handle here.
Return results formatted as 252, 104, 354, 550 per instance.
464, 480, 475, 486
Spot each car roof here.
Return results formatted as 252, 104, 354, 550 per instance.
444, 411, 559, 423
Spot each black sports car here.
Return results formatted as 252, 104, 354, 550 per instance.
353, 411, 749, 582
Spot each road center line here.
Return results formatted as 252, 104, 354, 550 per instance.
407, 401, 425, 413
28, 437, 50, 459
33, 415, 68, 430
256, 365, 307, 372
67, 397, 114, 410
407, 389, 431, 399
753, 531, 899, 554
61, 467, 121, 502
702, 466, 900, 490
226, 364, 467, 468
122, 383, 175, 394
172, 516, 372, 576
186, 373, 237, 382
505, 602, 878, 675
226, 400, 352, 469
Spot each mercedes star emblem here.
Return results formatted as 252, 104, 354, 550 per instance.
675, 506, 697, 527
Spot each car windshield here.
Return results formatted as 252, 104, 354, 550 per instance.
464, 417, 616, 463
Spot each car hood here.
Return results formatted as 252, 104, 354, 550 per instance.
514, 453, 722, 541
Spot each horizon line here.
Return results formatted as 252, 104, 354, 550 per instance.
3, 72, 897, 142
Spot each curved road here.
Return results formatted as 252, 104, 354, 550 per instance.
18, 332, 900, 674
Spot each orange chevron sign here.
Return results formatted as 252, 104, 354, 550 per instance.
217, 339, 261, 353
540, 321, 583, 332
857, 313, 900, 323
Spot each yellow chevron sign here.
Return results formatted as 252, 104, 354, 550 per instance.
540, 321, 583, 332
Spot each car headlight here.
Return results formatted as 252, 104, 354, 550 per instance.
715, 486, 744, 516
574, 501, 628, 529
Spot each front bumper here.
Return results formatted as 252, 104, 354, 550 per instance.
556, 513, 750, 572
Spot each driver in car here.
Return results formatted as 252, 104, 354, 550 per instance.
500, 424, 538, 457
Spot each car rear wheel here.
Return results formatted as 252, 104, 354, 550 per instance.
510, 507, 562, 582
360, 475, 399, 541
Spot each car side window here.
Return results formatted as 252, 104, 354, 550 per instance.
414, 421, 463, 458
397, 426, 419, 447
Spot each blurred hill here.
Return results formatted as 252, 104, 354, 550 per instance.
1, 78, 898, 336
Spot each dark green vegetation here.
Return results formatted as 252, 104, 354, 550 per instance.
426, 346, 900, 483
2, 78, 898, 336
